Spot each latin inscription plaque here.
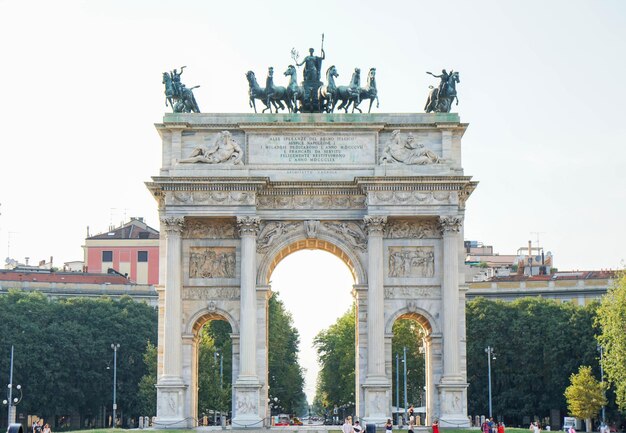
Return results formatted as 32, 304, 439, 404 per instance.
248, 132, 376, 165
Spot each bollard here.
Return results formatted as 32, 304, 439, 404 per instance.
8, 424, 24, 433
366, 423, 376, 433
138, 417, 144, 429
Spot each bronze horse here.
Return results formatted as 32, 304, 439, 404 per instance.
318, 65, 339, 113
246, 70, 284, 113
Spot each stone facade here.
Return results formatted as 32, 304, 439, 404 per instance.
147, 113, 477, 428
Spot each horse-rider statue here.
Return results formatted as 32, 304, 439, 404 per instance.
424, 69, 460, 113
162, 66, 201, 113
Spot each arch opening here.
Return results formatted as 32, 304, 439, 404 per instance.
391, 315, 430, 426
269, 248, 357, 421
191, 313, 234, 426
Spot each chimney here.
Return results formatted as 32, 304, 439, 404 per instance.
25, 257, 29, 265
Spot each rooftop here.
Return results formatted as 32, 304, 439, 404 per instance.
0, 268, 131, 285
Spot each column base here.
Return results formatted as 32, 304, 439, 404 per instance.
362, 380, 391, 425
232, 381, 263, 429
436, 382, 469, 428
155, 381, 190, 429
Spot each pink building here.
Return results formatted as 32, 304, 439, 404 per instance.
83, 217, 159, 285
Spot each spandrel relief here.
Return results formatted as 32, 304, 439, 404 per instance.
189, 247, 236, 278
388, 246, 434, 278
323, 221, 367, 252
256, 221, 300, 252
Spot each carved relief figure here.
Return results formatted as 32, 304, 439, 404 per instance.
388, 247, 435, 278
236, 392, 258, 414
380, 130, 440, 165
180, 131, 243, 165
189, 247, 236, 278
323, 221, 367, 252
385, 219, 440, 239
183, 219, 237, 239
304, 220, 320, 238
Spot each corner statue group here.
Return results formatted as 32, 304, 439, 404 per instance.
424, 68, 460, 113
162, 66, 201, 113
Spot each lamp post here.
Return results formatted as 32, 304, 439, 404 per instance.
3, 346, 23, 425
485, 346, 495, 418
395, 353, 400, 425
403, 346, 408, 426
597, 344, 605, 424
111, 343, 120, 428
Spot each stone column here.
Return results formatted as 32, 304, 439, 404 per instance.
232, 216, 262, 427
364, 215, 387, 379
438, 216, 462, 380
436, 216, 470, 428
362, 215, 389, 424
155, 216, 188, 427
236, 216, 260, 382
160, 216, 185, 381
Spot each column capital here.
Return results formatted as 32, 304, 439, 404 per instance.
237, 216, 260, 236
160, 216, 185, 234
363, 215, 387, 235
438, 216, 463, 234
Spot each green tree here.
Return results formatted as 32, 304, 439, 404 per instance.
313, 306, 355, 415
391, 319, 426, 409
268, 293, 306, 415
564, 366, 607, 431
197, 320, 232, 419
137, 342, 158, 416
596, 271, 626, 410
466, 297, 598, 425
0, 291, 157, 426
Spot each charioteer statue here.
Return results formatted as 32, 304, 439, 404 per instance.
162, 66, 201, 113
291, 34, 326, 112
424, 68, 460, 113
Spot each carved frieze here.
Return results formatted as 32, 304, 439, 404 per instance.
183, 218, 237, 239
182, 287, 240, 300
256, 194, 366, 209
384, 286, 439, 299
189, 247, 236, 278
367, 190, 452, 206
388, 246, 435, 278
323, 221, 367, 252
385, 219, 440, 239
256, 221, 301, 252
170, 191, 255, 206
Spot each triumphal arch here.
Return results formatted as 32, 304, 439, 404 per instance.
147, 112, 476, 428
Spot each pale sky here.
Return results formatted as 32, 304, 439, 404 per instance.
1, 0, 625, 403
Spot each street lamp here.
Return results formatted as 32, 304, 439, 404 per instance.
111, 343, 120, 428
2, 346, 22, 425
485, 346, 495, 419
403, 346, 408, 426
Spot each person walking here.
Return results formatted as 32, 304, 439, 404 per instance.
498, 422, 505, 433
408, 416, 415, 433
353, 420, 362, 433
42, 424, 51, 433
431, 419, 440, 433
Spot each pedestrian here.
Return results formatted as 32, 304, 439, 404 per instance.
568, 426, 576, 433
342, 417, 354, 433
483, 419, 491, 433
43, 424, 51, 433
353, 420, 362, 433
408, 405, 415, 420
386, 418, 393, 433
408, 416, 415, 433
498, 421, 505, 433
432, 419, 440, 433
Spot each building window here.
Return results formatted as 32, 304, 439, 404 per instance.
102, 251, 113, 262
138, 251, 148, 262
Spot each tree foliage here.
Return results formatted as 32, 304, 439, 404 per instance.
596, 271, 626, 410
268, 292, 307, 415
391, 319, 426, 408
0, 291, 157, 425
466, 297, 599, 424
314, 306, 355, 413
197, 320, 232, 417
564, 366, 606, 421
